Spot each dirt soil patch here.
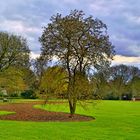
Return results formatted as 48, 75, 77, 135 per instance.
0, 101, 93, 122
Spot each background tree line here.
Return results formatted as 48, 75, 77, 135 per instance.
91, 64, 140, 100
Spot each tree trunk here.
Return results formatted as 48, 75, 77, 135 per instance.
68, 99, 76, 118
119, 95, 122, 100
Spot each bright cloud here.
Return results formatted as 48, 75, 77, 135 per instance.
30, 52, 40, 59
0, 20, 40, 35
124, 13, 140, 25
112, 55, 140, 67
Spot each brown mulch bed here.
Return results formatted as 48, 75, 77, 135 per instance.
0, 101, 93, 122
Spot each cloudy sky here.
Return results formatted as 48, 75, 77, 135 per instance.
0, 0, 140, 67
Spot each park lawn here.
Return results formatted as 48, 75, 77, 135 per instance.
0, 100, 139, 140
0, 111, 15, 116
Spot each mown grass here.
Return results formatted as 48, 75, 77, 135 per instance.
0, 111, 15, 116
0, 100, 139, 140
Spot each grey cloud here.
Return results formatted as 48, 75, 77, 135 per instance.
0, 0, 140, 60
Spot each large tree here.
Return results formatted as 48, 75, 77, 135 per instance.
0, 32, 30, 71
39, 10, 115, 116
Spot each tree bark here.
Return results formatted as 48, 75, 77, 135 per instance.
68, 99, 76, 117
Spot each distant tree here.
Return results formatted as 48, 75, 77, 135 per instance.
33, 56, 48, 77
108, 65, 140, 99
39, 66, 68, 99
20, 67, 37, 90
0, 66, 27, 95
130, 77, 140, 97
91, 71, 110, 99
39, 10, 115, 116
0, 66, 37, 99
0, 32, 30, 71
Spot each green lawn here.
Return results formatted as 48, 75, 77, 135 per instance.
0, 111, 15, 116
0, 100, 139, 140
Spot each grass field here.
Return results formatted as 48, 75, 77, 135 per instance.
0, 111, 15, 115
0, 100, 139, 140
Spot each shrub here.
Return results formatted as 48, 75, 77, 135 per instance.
21, 90, 37, 99
104, 92, 119, 100
10, 93, 19, 97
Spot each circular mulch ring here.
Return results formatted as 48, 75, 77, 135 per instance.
0, 101, 93, 122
